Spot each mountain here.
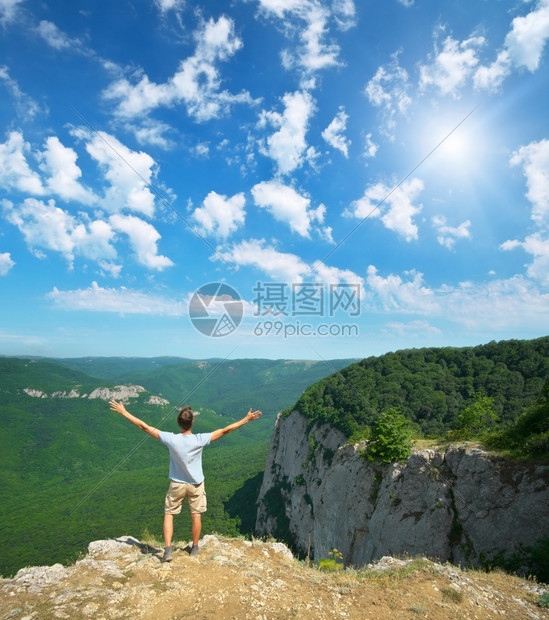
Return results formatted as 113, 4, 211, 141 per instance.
49, 356, 215, 381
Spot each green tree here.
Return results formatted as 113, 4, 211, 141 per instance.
365, 408, 413, 463
454, 394, 498, 439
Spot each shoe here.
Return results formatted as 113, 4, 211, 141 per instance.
190, 545, 199, 558
161, 546, 173, 562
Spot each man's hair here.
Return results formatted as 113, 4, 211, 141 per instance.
177, 405, 194, 431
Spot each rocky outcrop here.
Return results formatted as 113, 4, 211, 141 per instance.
1, 535, 547, 619
22, 385, 169, 404
87, 385, 146, 401
256, 410, 549, 573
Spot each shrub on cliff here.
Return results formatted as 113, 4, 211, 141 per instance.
446, 394, 499, 440
364, 408, 413, 463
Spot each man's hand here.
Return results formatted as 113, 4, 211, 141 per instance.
109, 400, 127, 415
246, 408, 262, 422
210, 407, 262, 442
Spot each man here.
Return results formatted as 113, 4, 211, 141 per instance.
109, 400, 262, 562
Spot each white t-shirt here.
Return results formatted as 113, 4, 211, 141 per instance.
158, 431, 212, 484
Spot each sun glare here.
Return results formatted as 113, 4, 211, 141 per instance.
414, 108, 489, 178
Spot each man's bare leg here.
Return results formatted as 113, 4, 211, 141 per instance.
163, 513, 174, 548
191, 513, 201, 547
161, 513, 174, 561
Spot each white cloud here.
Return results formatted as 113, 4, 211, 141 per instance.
109, 214, 173, 271
366, 265, 439, 314
259, 90, 315, 175
251, 179, 323, 237
80, 129, 158, 217
128, 119, 176, 150
217, 238, 311, 282
442, 276, 549, 328
103, 16, 256, 123
154, 0, 185, 14
313, 261, 364, 289
47, 281, 185, 315
98, 260, 123, 279
0, 330, 48, 350
502, 233, 549, 286
363, 132, 379, 159
419, 34, 485, 97
317, 224, 334, 244
349, 178, 424, 241
257, 0, 354, 74
72, 219, 117, 263
384, 321, 442, 337
36, 20, 74, 50
0, 0, 23, 24
0, 252, 15, 275
194, 142, 210, 157
473, 1, 549, 92
364, 54, 411, 137
38, 136, 96, 205
509, 138, 549, 227
502, 139, 549, 286
0, 66, 40, 120
2, 198, 116, 267
321, 106, 350, 157
432, 215, 471, 249
0, 131, 45, 195
366, 265, 549, 329
473, 50, 511, 92
191, 190, 246, 238
332, 0, 356, 31
505, 0, 549, 71
217, 237, 363, 287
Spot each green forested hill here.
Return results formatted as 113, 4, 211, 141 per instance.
0, 358, 106, 394
51, 356, 208, 380
290, 337, 549, 437
117, 358, 359, 437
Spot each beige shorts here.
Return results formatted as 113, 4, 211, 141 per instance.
164, 480, 207, 515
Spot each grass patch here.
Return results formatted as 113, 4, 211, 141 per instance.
440, 586, 464, 603
356, 558, 437, 585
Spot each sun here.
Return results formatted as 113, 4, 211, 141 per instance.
439, 128, 470, 161
413, 106, 489, 178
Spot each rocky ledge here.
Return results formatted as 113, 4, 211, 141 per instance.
1, 535, 547, 619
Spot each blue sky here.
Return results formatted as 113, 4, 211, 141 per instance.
0, 0, 548, 361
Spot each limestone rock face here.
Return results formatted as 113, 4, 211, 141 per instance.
255, 410, 549, 570
21, 384, 169, 404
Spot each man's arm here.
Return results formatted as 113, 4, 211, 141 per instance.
109, 400, 161, 440
210, 408, 262, 442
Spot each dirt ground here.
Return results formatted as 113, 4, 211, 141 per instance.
1, 535, 548, 619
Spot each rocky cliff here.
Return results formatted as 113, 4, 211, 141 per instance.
255, 410, 549, 573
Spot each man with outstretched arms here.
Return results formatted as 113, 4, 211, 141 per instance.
109, 401, 262, 562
